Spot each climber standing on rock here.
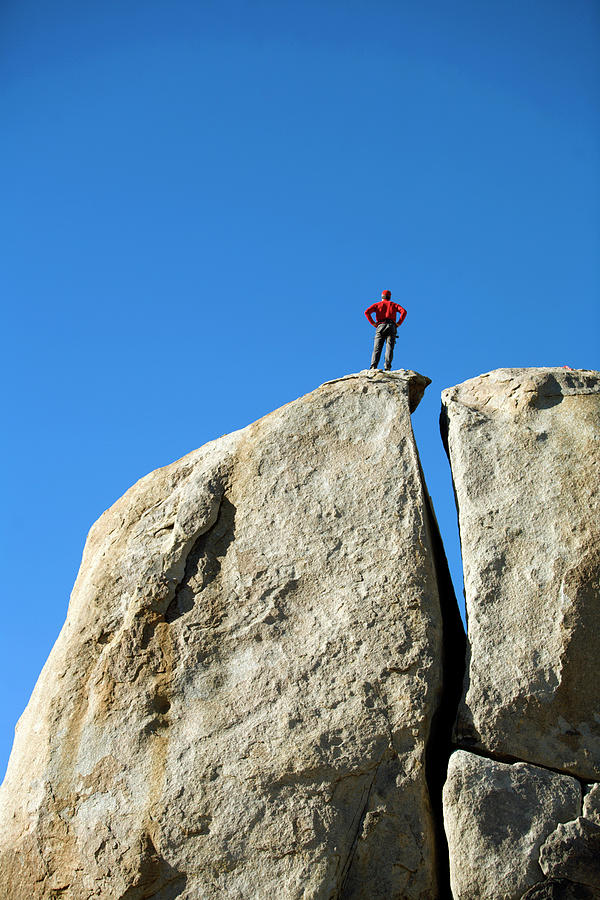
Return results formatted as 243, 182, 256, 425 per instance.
364, 290, 407, 371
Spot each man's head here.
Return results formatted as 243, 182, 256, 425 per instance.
381, 290, 391, 300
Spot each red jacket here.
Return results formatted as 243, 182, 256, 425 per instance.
364, 299, 407, 327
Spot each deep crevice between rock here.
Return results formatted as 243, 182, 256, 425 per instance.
419, 461, 467, 900
448, 739, 599, 785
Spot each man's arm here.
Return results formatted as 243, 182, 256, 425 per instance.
395, 304, 407, 326
364, 303, 378, 326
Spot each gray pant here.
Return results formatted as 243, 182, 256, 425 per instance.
370, 321, 397, 369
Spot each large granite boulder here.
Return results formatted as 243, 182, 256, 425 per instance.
441, 368, 600, 780
0, 370, 449, 900
442, 750, 582, 900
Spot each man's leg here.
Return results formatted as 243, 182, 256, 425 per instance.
370, 324, 385, 368
384, 325, 396, 370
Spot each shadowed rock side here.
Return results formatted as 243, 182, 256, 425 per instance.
443, 750, 582, 900
418, 473, 467, 900
0, 369, 448, 900
441, 368, 600, 780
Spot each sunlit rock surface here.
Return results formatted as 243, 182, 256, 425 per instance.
0, 369, 448, 900
442, 749, 581, 900
442, 368, 600, 780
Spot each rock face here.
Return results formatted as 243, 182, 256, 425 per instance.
442, 751, 582, 900
441, 368, 600, 900
0, 370, 450, 900
441, 368, 600, 780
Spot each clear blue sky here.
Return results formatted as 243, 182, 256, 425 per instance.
1, 0, 598, 780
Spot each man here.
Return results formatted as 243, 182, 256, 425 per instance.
364, 290, 407, 371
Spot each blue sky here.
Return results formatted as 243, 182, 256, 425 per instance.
1, 0, 598, 780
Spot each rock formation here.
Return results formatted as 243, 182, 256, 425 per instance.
0, 369, 459, 900
441, 367, 600, 778
4, 364, 598, 899
441, 368, 600, 900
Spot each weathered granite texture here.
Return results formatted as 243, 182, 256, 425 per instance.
539, 816, 600, 891
0, 369, 448, 900
583, 783, 600, 823
442, 368, 600, 780
517, 797, 600, 899
442, 750, 582, 900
